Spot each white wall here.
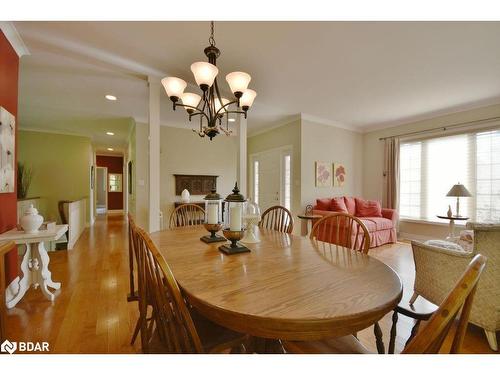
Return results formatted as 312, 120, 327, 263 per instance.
248, 119, 302, 217
300, 118, 364, 209
159, 126, 238, 222
133, 122, 150, 229
362, 103, 500, 238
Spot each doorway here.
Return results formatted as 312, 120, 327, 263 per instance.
96, 167, 107, 214
250, 146, 292, 213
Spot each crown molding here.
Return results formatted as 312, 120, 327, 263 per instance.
247, 114, 301, 138
300, 113, 362, 133
0, 22, 30, 57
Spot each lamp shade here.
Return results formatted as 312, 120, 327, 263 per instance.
161, 77, 187, 99
240, 89, 257, 109
215, 97, 229, 113
446, 183, 472, 197
190, 62, 218, 88
181, 92, 201, 110
225, 72, 251, 95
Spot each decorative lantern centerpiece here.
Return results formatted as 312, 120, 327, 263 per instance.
240, 198, 261, 243
219, 182, 250, 254
200, 189, 226, 243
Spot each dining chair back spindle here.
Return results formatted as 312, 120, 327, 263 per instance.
310, 213, 370, 254
169, 204, 205, 229
259, 205, 294, 234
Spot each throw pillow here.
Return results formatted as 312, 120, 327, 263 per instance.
316, 198, 332, 210
343, 196, 356, 215
330, 197, 348, 213
355, 197, 382, 217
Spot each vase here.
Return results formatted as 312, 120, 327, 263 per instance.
447, 205, 453, 218
181, 189, 190, 203
20, 204, 44, 234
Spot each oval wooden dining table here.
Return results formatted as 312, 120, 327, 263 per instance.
149, 226, 403, 341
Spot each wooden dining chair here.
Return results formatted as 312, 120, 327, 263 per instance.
309, 213, 383, 351
127, 214, 150, 346
134, 226, 250, 353
169, 204, 205, 229
282, 254, 487, 354
127, 213, 138, 302
259, 205, 294, 234
310, 213, 371, 254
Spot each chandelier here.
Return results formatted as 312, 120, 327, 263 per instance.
161, 22, 257, 140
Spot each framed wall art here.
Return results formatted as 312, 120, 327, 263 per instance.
0, 106, 16, 193
333, 163, 346, 187
315, 161, 332, 187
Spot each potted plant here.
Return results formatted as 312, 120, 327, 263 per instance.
17, 162, 33, 199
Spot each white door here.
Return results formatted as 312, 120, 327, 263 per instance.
251, 147, 292, 213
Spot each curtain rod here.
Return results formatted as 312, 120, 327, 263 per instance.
378, 116, 500, 141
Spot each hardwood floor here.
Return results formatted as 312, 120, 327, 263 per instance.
5, 214, 496, 353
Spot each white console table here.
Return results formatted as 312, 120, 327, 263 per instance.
0, 225, 68, 308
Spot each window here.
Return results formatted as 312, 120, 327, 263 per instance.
399, 128, 500, 222
109, 173, 123, 192
283, 154, 291, 210
253, 160, 259, 205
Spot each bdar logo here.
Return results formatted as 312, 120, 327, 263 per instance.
1, 339, 17, 354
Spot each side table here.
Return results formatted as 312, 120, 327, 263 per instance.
436, 215, 469, 240
297, 214, 322, 236
0, 225, 68, 308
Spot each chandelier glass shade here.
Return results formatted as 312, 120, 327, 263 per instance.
161, 22, 257, 140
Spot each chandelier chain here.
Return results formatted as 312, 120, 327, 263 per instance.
209, 21, 216, 46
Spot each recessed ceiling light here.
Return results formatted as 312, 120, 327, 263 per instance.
107, 147, 114, 151
105, 95, 117, 101
106, 132, 115, 136
228, 118, 236, 122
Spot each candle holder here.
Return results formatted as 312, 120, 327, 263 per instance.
219, 182, 250, 255
200, 189, 226, 243
201, 223, 225, 243
219, 229, 250, 254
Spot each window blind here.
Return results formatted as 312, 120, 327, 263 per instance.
399, 128, 500, 222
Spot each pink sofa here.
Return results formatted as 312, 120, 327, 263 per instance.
313, 196, 398, 248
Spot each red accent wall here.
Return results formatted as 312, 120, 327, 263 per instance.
96, 155, 124, 210
0, 30, 20, 284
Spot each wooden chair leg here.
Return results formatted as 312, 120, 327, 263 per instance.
374, 322, 385, 354
131, 317, 141, 345
405, 319, 421, 348
388, 310, 398, 354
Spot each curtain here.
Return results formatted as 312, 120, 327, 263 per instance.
383, 138, 400, 210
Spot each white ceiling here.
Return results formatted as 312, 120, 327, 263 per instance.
14, 21, 500, 147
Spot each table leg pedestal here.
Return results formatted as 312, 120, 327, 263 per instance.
446, 219, 456, 240
6, 241, 61, 309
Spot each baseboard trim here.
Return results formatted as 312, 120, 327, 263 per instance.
107, 210, 124, 214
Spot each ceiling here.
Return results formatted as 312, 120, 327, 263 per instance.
13, 21, 500, 148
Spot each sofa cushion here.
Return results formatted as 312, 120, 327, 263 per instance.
424, 239, 467, 253
355, 198, 382, 217
343, 197, 356, 215
316, 198, 332, 210
361, 217, 394, 231
331, 197, 348, 213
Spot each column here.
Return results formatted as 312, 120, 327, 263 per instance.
236, 115, 247, 196
148, 76, 161, 232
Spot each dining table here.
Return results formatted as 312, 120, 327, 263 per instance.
149, 225, 403, 343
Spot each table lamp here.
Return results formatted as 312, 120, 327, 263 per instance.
446, 183, 471, 217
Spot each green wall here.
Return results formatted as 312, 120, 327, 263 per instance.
18, 130, 92, 223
